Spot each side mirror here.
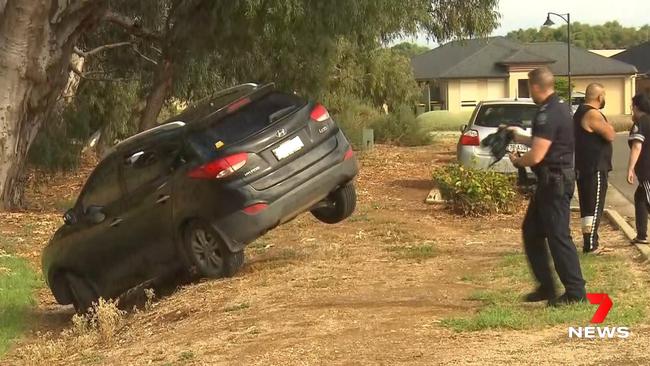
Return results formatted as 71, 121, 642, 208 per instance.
85, 205, 106, 224
63, 209, 78, 226
460, 124, 467, 133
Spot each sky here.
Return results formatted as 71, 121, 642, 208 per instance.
410, 0, 650, 47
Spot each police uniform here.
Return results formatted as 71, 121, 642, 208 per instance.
522, 93, 586, 300
574, 104, 613, 253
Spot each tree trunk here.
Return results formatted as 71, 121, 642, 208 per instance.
138, 58, 173, 132
0, 0, 106, 210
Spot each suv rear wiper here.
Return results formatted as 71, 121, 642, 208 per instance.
268, 106, 296, 123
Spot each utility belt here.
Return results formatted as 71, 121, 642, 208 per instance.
534, 165, 575, 189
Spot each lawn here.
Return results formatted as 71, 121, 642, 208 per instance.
443, 249, 649, 331
416, 110, 472, 132
0, 249, 41, 355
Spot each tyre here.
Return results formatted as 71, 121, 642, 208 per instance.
66, 273, 98, 314
183, 221, 244, 279
311, 183, 357, 224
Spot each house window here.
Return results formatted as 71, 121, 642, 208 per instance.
518, 79, 530, 98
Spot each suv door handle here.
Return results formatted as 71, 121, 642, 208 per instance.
156, 195, 170, 204
110, 218, 123, 227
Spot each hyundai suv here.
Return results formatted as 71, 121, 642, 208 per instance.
42, 83, 358, 312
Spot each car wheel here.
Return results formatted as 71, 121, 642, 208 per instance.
311, 183, 357, 224
184, 222, 244, 279
66, 273, 98, 314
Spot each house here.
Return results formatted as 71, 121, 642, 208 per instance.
411, 37, 637, 115
613, 41, 650, 95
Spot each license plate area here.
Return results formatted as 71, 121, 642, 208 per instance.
273, 136, 304, 160
506, 143, 529, 153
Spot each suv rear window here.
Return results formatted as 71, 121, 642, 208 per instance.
474, 104, 538, 128
194, 92, 305, 146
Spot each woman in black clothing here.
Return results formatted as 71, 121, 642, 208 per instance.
627, 93, 650, 244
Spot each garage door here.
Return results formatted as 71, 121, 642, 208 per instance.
487, 79, 506, 100
460, 80, 478, 109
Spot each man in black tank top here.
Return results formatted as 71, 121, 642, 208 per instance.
574, 83, 615, 254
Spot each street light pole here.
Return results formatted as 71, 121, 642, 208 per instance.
567, 13, 572, 102
544, 12, 571, 101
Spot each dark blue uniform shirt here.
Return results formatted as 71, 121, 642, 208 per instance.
532, 93, 575, 170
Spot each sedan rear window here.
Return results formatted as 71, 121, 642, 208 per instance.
474, 104, 538, 128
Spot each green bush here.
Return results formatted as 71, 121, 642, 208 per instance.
29, 80, 141, 171
433, 164, 517, 216
371, 105, 432, 146
327, 96, 380, 149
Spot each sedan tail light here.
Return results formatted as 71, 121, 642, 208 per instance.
459, 130, 480, 146
310, 104, 330, 122
187, 153, 248, 179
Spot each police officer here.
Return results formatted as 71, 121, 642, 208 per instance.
574, 83, 615, 254
508, 67, 587, 306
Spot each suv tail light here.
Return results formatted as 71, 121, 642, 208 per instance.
243, 203, 268, 215
344, 147, 354, 160
188, 153, 248, 179
310, 104, 330, 122
460, 130, 480, 146
226, 97, 251, 114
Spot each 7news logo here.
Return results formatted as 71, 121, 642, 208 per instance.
568, 293, 630, 339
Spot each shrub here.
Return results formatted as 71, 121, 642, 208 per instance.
433, 164, 517, 216
326, 95, 380, 149
371, 105, 432, 146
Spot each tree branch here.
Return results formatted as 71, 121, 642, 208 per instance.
104, 9, 162, 40
69, 63, 133, 82
74, 41, 133, 57
131, 45, 159, 65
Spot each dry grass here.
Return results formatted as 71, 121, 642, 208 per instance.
4, 140, 650, 365
15, 298, 125, 365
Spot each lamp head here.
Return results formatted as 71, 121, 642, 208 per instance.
543, 15, 555, 27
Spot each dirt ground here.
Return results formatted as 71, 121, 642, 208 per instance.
4, 140, 650, 365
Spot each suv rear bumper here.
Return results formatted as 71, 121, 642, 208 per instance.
211, 136, 358, 252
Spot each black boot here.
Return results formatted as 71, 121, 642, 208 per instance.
522, 287, 557, 302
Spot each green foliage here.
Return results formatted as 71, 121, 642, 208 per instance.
28, 106, 90, 171
29, 80, 141, 170
507, 21, 650, 49
554, 77, 574, 102
391, 42, 431, 58
29, 0, 501, 171
433, 164, 517, 216
320, 39, 421, 112
328, 97, 380, 149
371, 105, 432, 146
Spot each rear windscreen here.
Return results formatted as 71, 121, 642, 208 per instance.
474, 104, 538, 128
189, 92, 305, 153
